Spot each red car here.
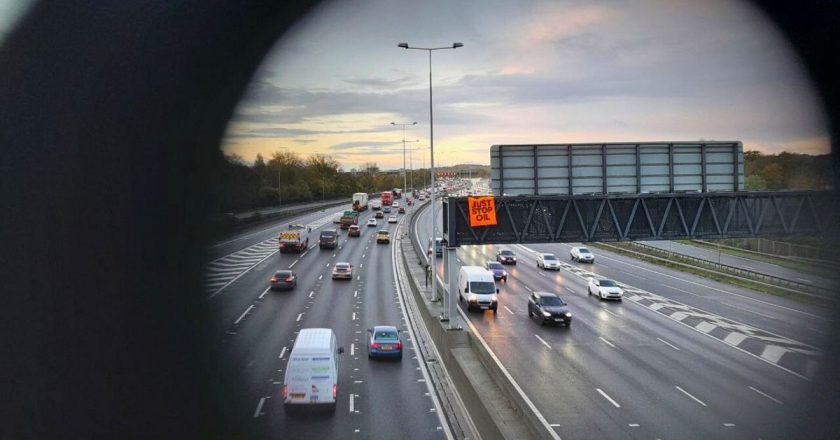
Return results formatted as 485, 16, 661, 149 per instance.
348, 224, 361, 237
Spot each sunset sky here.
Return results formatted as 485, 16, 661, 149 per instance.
222, 0, 829, 170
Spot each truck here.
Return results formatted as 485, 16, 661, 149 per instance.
279, 224, 310, 253
352, 192, 368, 211
380, 191, 393, 206
339, 210, 359, 230
370, 200, 382, 210
393, 188, 403, 199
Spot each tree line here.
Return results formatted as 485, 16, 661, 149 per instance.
744, 151, 834, 191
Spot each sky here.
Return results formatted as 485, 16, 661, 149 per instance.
223, 0, 826, 170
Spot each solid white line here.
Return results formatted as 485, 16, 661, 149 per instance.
234, 305, 254, 325
503, 305, 514, 315
296, 313, 303, 322
599, 336, 616, 348
524, 285, 534, 293
596, 388, 621, 408
675, 386, 707, 407
535, 335, 552, 349
289, 260, 298, 268
796, 277, 812, 283
662, 283, 703, 297
351, 343, 355, 356
721, 301, 777, 320
279, 346, 287, 359
657, 337, 681, 351
349, 394, 355, 414
564, 287, 575, 294
253, 397, 266, 418
601, 308, 619, 318
259, 287, 270, 299
748, 386, 783, 405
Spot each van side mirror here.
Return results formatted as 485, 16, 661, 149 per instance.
337, 347, 345, 354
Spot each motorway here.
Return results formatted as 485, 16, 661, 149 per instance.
417, 201, 833, 440
204, 205, 449, 439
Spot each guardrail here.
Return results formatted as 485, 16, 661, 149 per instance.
596, 242, 836, 301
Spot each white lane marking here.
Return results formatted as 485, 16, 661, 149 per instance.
362, 254, 365, 258
352, 312, 356, 321
354, 290, 358, 298
549, 424, 561, 427
326, 263, 330, 267
259, 287, 270, 299
296, 313, 303, 322
318, 275, 323, 280
503, 305, 514, 315
301, 250, 309, 257
796, 277, 812, 283
253, 397, 266, 418
234, 305, 254, 325
807, 327, 826, 335
601, 308, 619, 318
721, 301, 776, 320
279, 346, 287, 359
595, 253, 828, 321
657, 337, 681, 351
599, 336, 616, 348
628, 424, 640, 427
675, 386, 707, 407
723, 423, 736, 427
538, 272, 547, 277
534, 335, 552, 349
662, 283, 703, 297
289, 260, 298, 268
357, 275, 361, 280
748, 386, 783, 405
351, 344, 355, 356
349, 394, 355, 414
308, 291, 314, 298
596, 388, 621, 408
743, 265, 755, 270
564, 287, 575, 294
524, 285, 534, 293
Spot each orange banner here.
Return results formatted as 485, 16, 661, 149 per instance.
468, 196, 497, 227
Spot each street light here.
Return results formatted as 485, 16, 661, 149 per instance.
397, 42, 463, 323
390, 121, 417, 199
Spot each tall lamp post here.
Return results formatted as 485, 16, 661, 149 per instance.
390, 121, 416, 199
398, 42, 463, 324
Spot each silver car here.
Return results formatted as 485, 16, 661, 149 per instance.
537, 253, 560, 270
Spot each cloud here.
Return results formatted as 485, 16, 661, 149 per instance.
293, 139, 317, 144
342, 75, 418, 88
328, 141, 401, 151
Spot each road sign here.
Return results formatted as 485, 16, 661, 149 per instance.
468, 196, 497, 227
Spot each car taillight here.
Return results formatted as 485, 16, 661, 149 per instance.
271, 277, 278, 282
371, 343, 380, 349
394, 343, 401, 350
332, 385, 337, 398
282, 385, 288, 398
285, 277, 293, 282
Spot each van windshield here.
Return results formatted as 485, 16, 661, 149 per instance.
470, 281, 496, 294
321, 231, 336, 238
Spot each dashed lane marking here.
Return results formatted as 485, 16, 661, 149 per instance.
234, 305, 254, 325
675, 386, 707, 407
596, 388, 621, 408
748, 386, 783, 405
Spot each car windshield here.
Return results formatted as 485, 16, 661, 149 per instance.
488, 262, 503, 270
540, 297, 565, 306
375, 330, 398, 340
275, 271, 292, 278
599, 280, 617, 287
579, 248, 591, 254
500, 250, 514, 256
544, 254, 557, 261
469, 281, 496, 294
379, 230, 389, 235
336, 264, 350, 270
321, 231, 336, 237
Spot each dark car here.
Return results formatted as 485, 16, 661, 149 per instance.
348, 224, 361, 237
398, 207, 406, 214
319, 228, 338, 249
496, 249, 517, 265
375, 211, 384, 219
270, 270, 297, 290
485, 261, 508, 282
528, 292, 572, 326
367, 325, 402, 360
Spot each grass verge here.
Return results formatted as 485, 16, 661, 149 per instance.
676, 239, 838, 279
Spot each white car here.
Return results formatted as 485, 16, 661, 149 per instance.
392, 202, 400, 208
333, 215, 342, 224
588, 278, 623, 300
570, 246, 595, 263
367, 218, 377, 227
388, 215, 398, 223
537, 253, 560, 270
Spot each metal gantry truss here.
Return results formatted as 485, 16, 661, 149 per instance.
443, 191, 839, 246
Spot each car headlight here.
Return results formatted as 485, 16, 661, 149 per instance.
468, 294, 477, 301
542, 311, 551, 317
502, 271, 507, 276
491, 295, 498, 302
565, 312, 572, 317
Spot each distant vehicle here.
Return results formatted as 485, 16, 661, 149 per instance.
537, 253, 560, 270
588, 278, 623, 300
283, 328, 343, 412
388, 215, 398, 223
381, 191, 393, 206
458, 266, 498, 313
570, 246, 595, 263
428, 237, 444, 256
348, 224, 361, 237
340, 210, 359, 230
270, 270, 297, 290
367, 218, 377, 227
419, 195, 426, 201
279, 224, 310, 253
352, 192, 369, 211
485, 261, 508, 282
393, 188, 403, 199
528, 292, 572, 326
376, 230, 390, 244
366, 325, 402, 360
398, 207, 405, 214
383, 206, 392, 213
319, 228, 338, 249
375, 211, 384, 219
332, 262, 353, 280
370, 200, 382, 210
496, 249, 516, 265
333, 215, 342, 224
392, 202, 400, 209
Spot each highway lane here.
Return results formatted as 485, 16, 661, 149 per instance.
415, 201, 826, 439
205, 205, 448, 439
639, 240, 838, 290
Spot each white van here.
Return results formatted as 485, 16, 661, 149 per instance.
458, 266, 499, 313
283, 328, 344, 411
